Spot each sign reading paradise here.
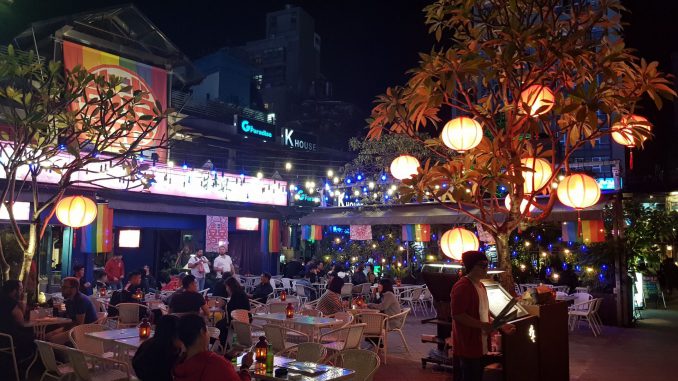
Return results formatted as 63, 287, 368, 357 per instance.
237, 118, 275, 140
282, 128, 317, 151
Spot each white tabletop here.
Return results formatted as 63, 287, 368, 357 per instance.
556, 295, 577, 301
242, 356, 354, 381
114, 335, 153, 349
86, 328, 144, 341
25, 317, 72, 327
253, 313, 339, 327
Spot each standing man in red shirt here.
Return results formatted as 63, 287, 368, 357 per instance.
105, 254, 125, 290
451, 251, 515, 381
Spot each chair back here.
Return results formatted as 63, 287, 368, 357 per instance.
263, 324, 288, 353
556, 291, 568, 299
573, 292, 593, 305
592, 298, 603, 314
409, 287, 424, 299
360, 283, 372, 295
575, 286, 590, 293
343, 324, 367, 350
232, 320, 254, 347
69, 324, 109, 355
207, 326, 221, 340
231, 309, 250, 323
339, 349, 381, 381
281, 278, 294, 290
295, 284, 309, 298
295, 342, 327, 362
299, 309, 323, 317
387, 308, 410, 331
268, 302, 289, 314
65, 347, 93, 380
35, 340, 69, 375
340, 283, 354, 297
355, 313, 388, 336
330, 311, 354, 328
117, 303, 147, 324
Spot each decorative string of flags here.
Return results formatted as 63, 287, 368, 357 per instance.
562, 220, 605, 243
80, 204, 114, 253
260, 219, 281, 254
301, 225, 323, 241
401, 224, 431, 242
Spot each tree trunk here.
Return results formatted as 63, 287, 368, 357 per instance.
19, 222, 39, 281
494, 233, 517, 295
0, 242, 10, 282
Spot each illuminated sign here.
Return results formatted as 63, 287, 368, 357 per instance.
282, 128, 317, 151
596, 177, 620, 191
236, 217, 259, 231
528, 324, 536, 343
0, 202, 30, 221
119, 229, 141, 248
238, 119, 275, 140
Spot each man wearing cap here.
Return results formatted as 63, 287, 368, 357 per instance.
451, 251, 515, 381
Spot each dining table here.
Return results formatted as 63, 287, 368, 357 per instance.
237, 354, 355, 381
252, 313, 341, 341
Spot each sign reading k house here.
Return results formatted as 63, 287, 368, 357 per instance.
282, 128, 317, 151
237, 118, 275, 140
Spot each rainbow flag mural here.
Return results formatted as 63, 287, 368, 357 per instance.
401, 224, 431, 242
62, 41, 168, 162
81, 204, 114, 253
301, 225, 323, 241
561, 221, 578, 242
581, 220, 605, 243
260, 219, 281, 254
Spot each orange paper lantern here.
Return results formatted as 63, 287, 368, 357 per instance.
55, 196, 97, 228
611, 115, 651, 147
390, 155, 420, 180
556, 174, 600, 210
521, 158, 553, 193
441, 117, 484, 152
440, 228, 479, 260
504, 195, 536, 214
520, 85, 555, 116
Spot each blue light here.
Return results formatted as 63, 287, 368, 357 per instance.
240, 173, 245, 178
548, 244, 553, 250
575, 265, 581, 272
562, 263, 567, 270
598, 274, 605, 280
514, 236, 519, 242
511, 251, 517, 258
362, 187, 367, 193
182, 164, 188, 169
381, 174, 387, 181
546, 267, 552, 275
499, 186, 506, 191
537, 235, 542, 241
385, 195, 389, 200
601, 265, 607, 270
357, 174, 363, 181
346, 178, 352, 184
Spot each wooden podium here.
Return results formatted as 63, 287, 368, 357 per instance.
524, 301, 570, 381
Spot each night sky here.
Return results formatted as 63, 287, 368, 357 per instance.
1, 0, 677, 185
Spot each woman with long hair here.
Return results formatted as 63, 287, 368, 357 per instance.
132, 315, 182, 381
316, 276, 345, 316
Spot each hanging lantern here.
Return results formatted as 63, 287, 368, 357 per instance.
556, 173, 601, 210
521, 158, 553, 193
504, 195, 536, 214
611, 115, 651, 170
519, 85, 555, 116
390, 155, 420, 180
55, 196, 98, 228
440, 227, 479, 260
441, 117, 484, 152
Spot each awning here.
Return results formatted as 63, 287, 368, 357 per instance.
298, 196, 610, 226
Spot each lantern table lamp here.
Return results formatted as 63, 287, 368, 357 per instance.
138, 318, 151, 339
134, 289, 143, 301
280, 290, 287, 301
255, 337, 268, 363
285, 303, 294, 319
99, 287, 107, 298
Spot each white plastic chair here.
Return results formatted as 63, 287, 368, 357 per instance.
385, 308, 411, 355
420, 288, 435, 314
0, 332, 20, 381
281, 278, 295, 293
570, 292, 593, 311
34, 340, 75, 381
207, 326, 223, 353
568, 298, 603, 336
68, 324, 113, 357
115, 303, 149, 328
65, 347, 131, 381
340, 283, 354, 300
231, 320, 256, 349
295, 284, 316, 304
355, 312, 389, 363
574, 286, 590, 293
336, 349, 381, 381
277, 342, 327, 363
399, 287, 425, 316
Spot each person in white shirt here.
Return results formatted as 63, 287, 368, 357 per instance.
187, 249, 210, 291
213, 245, 234, 279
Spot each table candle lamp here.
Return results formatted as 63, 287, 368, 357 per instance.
280, 290, 287, 301
285, 303, 294, 319
255, 337, 268, 363
138, 318, 151, 339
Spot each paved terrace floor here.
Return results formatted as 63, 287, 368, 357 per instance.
374, 297, 678, 381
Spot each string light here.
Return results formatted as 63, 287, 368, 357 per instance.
256, 171, 264, 179
327, 169, 334, 177
285, 162, 292, 171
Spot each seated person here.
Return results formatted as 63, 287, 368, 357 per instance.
212, 277, 228, 299
248, 273, 273, 304
169, 275, 209, 315
0, 280, 35, 362
133, 315, 182, 381
307, 264, 320, 284
174, 314, 253, 381
367, 278, 402, 328
216, 277, 251, 345
93, 271, 108, 295
141, 265, 159, 293
107, 271, 145, 317
351, 265, 368, 285
47, 277, 98, 344
316, 276, 345, 316
73, 264, 92, 295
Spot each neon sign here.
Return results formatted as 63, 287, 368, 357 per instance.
528, 324, 536, 343
240, 119, 273, 139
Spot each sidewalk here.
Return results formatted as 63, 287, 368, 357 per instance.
374, 300, 678, 381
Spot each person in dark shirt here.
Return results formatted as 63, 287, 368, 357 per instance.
169, 275, 209, 315
283, 260, 304, 278
216, 277, 251, 345
73, 264, 92, 295
132, 315, 182, 381
212, 277, 228, 298
47, 277, 98, 344
248, 273, 273, 303
141, 265, 159, 293
351, 264, 368, 285
94, 271, 108, 294
0, 280, 35, 362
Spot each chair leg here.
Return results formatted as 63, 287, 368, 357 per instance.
25, 352, 39, 381
397, 330, 411, 354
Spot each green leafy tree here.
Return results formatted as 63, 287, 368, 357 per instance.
367, 0, 674, 290
624, 202, 678, 270
0, 46, 172, 282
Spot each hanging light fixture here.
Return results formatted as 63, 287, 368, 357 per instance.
440, 117, 484, 152
521, 158, 553, 193
440, 227, 479, 260
557, 173, 601, 238
390, 155, 420, 180
611, 114, 651, 170
55, 196, 98, 228
519, 85, 555, 116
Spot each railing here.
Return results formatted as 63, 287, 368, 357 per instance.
171, 90, 269, 123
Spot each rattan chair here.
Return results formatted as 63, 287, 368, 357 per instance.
68, 324, 113, 357
354, 312, 389, 363
34, 340, 75, 381
384, 308, 411, 355
262, 324, 309, 353
115, 303, 150, 328
320, 323, 366, 354
337, 349, 381, 381
277, 342, 327, 363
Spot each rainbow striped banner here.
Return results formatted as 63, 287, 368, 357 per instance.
582, 220, 605, 243
561, 221, 578, 242
401, 224, 431, 242
260, 219, 281, 253
62, 41, 168, 162
81, 204, 114, 253
301, 225, 323, 241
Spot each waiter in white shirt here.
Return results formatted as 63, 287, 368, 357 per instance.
213, 245, 234, 279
